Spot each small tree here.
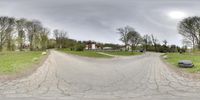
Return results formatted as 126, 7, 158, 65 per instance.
163, 40, 167, 46
39, 28, 49, 50
117, 26, 135, 51
162, 40, 168, 52
0, 17, 15, 51
75, 43, 85, 51
143, 35, 152, 51
151, 34, 158, 52
53, 29, 68, 48
127, 30, 142, 52
26, 20, 43, 51
16, 18, 26, 51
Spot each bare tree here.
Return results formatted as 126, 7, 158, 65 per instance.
26, 21, 34, 50
143, 35, 152, 51
151, 34, 158, 52
117, 26, 135, 51
182, 38, 192, 48
178, 16, 200, 49
26, 20, 43, 50
0, 17, 15, 51
127, 30, 142, 52
5, 17, 15, 51
53, 29, 68, 48
39, 28, 49, 50
16, 18, 26, 51
163, 40, 168, 46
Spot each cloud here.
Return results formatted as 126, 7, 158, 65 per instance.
0, 0, 200, 45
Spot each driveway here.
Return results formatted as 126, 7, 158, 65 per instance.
1, 50, 200, 100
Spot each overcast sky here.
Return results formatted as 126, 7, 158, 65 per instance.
1, 0, 200, 45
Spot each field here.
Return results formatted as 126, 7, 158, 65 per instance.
166, 53, 200, 73
0, 51, 45, 74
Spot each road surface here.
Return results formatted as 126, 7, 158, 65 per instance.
1, 50, 200, 100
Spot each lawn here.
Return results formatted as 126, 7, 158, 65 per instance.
166, 53, 200, 73
0, 51, 45, 74
59, 49, 112, 58
103, 51, 142, 56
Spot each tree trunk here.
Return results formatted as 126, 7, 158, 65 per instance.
145, 44, 148, 51
0, 45, 2, 52
125, 44, 127, 51
131, 44, 134, 52
30, 40, 33, 51
198, 42, 200, 50
192, 41, 195, 50
154, 44, 157, 52
19, 42, 23, 51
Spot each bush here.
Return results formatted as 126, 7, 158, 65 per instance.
75, 44, 85, 51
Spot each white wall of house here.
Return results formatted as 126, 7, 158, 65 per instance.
85, 45, 89, 50
92, 44, 96, 49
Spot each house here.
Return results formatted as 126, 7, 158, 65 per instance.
85, 43, 96, 50
85, 41, 102, 50
121, 45, 132, 51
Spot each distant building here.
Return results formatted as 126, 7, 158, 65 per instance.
91, 44, 96, 49
85, 41, 102, 50
103, 47, 112, 50
121, 45, 131, 51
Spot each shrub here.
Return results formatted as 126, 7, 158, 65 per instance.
75, 44, 85, 51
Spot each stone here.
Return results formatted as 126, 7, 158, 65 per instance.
33, 57, 38, 61
163, 55, 168, 59
178, 60, 194, 68
42, 52, 47, 55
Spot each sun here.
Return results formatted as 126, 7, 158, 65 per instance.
168, 11, 186, 19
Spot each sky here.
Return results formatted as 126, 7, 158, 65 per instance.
0, 0, 200, 46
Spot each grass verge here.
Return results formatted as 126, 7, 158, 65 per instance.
103, 51, 142, 56
166, 53, 200, 73
0, 51, 45, 75
59, 49, 112, 58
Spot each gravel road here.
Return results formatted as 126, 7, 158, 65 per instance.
1, 50, 200, 100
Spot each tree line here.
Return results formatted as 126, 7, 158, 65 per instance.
0, 16, 50, 51
0, 16, 123, 52
0, 16, 83, 52
0, 16, 120, 52
117, 26, 186, 53
0, 16, 197, 52
117, 16, 200, 52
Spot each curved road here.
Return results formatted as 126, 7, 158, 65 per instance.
1, 50, 200, 100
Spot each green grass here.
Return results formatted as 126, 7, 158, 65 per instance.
0, 51, 44, 74
166, 53, 200, 73
103, 51, 142, 56
59, 49, 112, 58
